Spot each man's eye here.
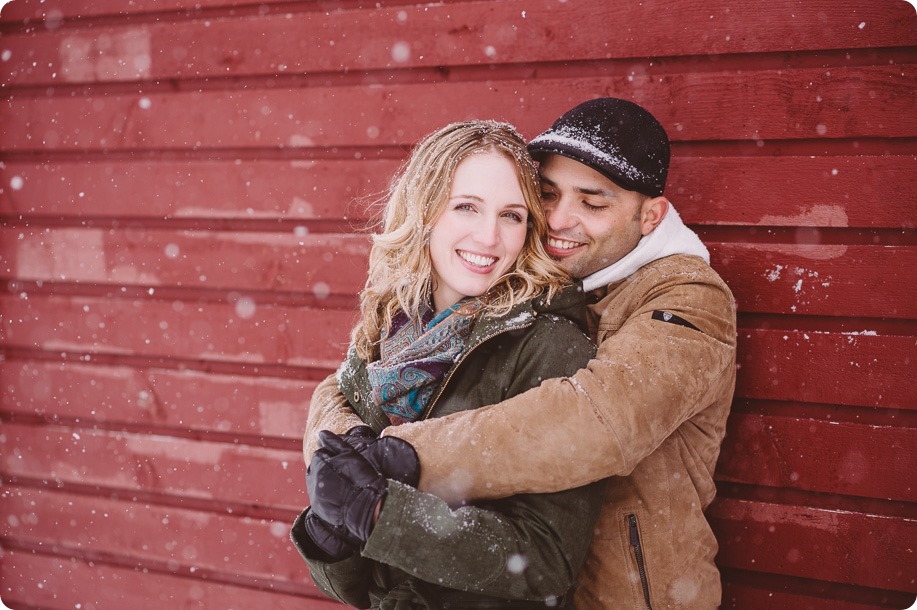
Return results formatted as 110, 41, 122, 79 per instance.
540, 191, 557, 201
582, 201, 605, 211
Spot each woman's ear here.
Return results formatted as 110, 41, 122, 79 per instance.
639, 197, 669, 236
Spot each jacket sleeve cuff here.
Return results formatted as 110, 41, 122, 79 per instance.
361, 480, 412, 562
290, 508, 372, 608
290, 507, 339, 563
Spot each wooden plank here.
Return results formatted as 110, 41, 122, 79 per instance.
709, 497, 917, 592
0, 361, 314, 440
0, 159, 397, 221
710, 244, 917, 319
0, 294, 353, 367
2, 293, 912, 409
669, 156, 917, 230
0, 549, 342, 610
4, 228, 913, 320
721, 580, 909, 610
716, 412, 916, 502
3, 155, 912, 229
1, 156, 912, 229
0, 485, 313, 588
735, 329, 916, 410
2, 66, 913, 152
0, 0, 305, 21
0, 228, 371, 295
0, 422, 308, 511
4, 0, 915, 84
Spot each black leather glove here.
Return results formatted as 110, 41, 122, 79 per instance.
300, 510, 360, 563
340, 426, 421, 488
307, 431, 389, 542
340, 425, 377, 450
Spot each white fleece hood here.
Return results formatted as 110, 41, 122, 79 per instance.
581, 203, 709, 292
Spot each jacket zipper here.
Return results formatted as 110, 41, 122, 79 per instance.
419, 319, 536, 421
628, 514, 653, 610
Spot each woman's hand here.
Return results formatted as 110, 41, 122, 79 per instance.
300, 510, 362, 562
306, 428, 421, 540
307, 431, 390, 542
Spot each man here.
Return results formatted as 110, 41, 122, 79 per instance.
302, 98, 737, 608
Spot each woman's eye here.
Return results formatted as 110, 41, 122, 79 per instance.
455, 203, 476, 212
502, 212, 525, 222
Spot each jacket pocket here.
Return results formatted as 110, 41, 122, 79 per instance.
627, 513, 653, 610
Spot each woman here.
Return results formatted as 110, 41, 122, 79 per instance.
291, 120, 603, 608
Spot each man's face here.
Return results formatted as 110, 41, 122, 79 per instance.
539, 154, 647, 278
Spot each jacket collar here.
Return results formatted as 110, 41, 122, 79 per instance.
455, 298, 540, 353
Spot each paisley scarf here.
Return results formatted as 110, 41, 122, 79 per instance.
367, 300, 482, 425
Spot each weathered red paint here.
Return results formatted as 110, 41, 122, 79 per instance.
736, 329, 915, 410
4, 231, 915, 321
2, 156, 913, 228
3, 0, 914, 85
2, 485, 314, 588
710, 243, 917, 319
1, 549, 343, 609
710, 497, 916, 591
0, 228, 372, 294
1, 361, 315, 440
0, 294, 353, 366
1, 422, 307, 511
1, 0, 914, 607
3, 66, 914, 154
717, 412, 916, 501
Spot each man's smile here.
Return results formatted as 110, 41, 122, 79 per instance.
545, 235, 587, 258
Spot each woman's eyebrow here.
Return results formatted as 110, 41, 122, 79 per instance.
449, 194, 484, 202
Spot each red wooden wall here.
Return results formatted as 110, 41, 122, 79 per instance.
0, 0, 915, 608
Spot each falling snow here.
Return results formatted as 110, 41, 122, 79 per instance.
391, 41, 411, 63
0, 4, 907, 609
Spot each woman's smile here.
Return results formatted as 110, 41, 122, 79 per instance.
456, 249, 499, 271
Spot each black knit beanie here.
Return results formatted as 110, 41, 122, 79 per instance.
528, 98, 670, 198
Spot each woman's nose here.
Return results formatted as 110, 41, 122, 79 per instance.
473, 216, 500, 247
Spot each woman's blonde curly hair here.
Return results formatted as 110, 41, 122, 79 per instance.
351, 120, 569, 361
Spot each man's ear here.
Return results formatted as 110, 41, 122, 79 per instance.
639, 196, 669, 236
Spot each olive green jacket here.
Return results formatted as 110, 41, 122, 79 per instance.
293, 296, 604, 609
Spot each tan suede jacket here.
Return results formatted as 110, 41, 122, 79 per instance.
305, 254, 737, 609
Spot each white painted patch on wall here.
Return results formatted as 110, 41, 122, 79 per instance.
60, 28, 152, 83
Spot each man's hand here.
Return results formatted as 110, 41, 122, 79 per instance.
307, 431, 389, 541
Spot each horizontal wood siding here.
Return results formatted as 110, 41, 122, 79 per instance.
1, 0, 915, 608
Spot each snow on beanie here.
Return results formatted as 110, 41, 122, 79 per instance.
528, 98, 670, 198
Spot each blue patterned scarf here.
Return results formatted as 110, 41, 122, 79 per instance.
367, 300, 482, 425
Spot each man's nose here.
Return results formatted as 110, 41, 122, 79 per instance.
546, 199, 576, 232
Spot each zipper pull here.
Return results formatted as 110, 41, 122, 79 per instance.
628, 514, 639, 547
